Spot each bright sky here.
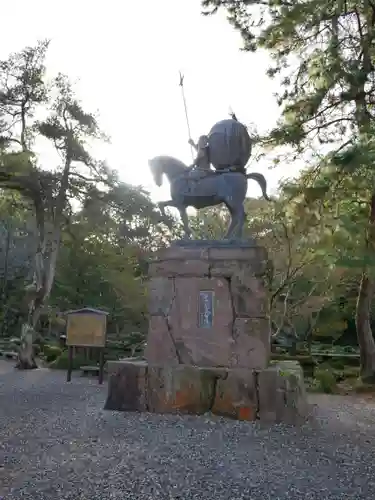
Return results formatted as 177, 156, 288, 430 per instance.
0, 0, 299, 202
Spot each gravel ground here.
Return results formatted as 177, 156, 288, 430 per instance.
1, 360, 375, 500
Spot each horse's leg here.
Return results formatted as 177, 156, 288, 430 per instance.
222, 175, 247, 239
178, 206, 193, 239
223, 200, 246, 239
235, 203, 246, 238
223, 205, 238, 239
158, 200, 175, 216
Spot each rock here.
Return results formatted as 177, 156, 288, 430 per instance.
156, 245, 210, 261
229, 318, 270, 369
103, 360, 309, 426
229, 270, 267, 317
147, 365, 216, 414
257, 361, 308, 424
148, 277, 174, 316
144, 316, 179, 365
104, 360, 148, 412
146, 243, 271, 370
212, 369, 257, 421
148, 260, 210, 277
167, 276, 233, 367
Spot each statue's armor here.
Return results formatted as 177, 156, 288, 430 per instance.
207, 118, 252, 172
180, 118, 252, 197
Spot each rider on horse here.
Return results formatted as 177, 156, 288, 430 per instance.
188, 135, 212, 173
188, 114, 250, 177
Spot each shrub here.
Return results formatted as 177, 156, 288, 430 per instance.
313, 367, 338, 394
326, 358, 346, 370
49, 350, 87, 370
43, 345, 63, 363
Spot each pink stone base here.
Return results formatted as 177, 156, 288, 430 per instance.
146, 243, 271, 370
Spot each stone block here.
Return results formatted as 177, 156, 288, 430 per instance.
208, 247, 259, 261
144, 316, 179, 365
168, 277, 232, 367
212, 369, 257, 421
278, 360, 309, 423
103, 361, 308, 426
230, 271, 267, 317
148, 277, 174, 316
149, 260, 210, 277
209, 260, 245, 278
146, 241, 270, 371
157, 246, 210, 261
257, 361, 308, 424
147, 365, 216, 414
104, 360, 148, 412
106, 359, 141, 376
229, 318, 270, 369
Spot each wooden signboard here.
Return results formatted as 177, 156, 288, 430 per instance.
66, 312, 107, 348
65, 308, 108, 384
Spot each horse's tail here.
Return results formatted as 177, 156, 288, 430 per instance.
246, 172, 271, 201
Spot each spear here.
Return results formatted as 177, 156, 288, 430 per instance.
179, 71, 194, 161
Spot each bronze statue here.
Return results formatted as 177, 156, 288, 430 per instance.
149, 118, 270, 239
188, 135, 211, 171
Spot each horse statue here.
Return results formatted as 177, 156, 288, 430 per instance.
148, 155, 270, 239
149, 117, 271, 239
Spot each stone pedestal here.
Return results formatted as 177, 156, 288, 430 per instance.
145, 242, 270, 370
104, 241, 309, 424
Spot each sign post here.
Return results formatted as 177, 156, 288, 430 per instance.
65, 307, 108, 384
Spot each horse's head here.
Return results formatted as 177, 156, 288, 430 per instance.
148, 157, 163, 187
148, 155, 188, 186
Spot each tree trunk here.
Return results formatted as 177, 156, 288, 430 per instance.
16, 235, 60, 370
16, 246, 60, 370
17, 322, 38, 370
16, 137, 71, 370
356, 274, 375, 381
0, 222, 11, 336
355, 193, 375, 382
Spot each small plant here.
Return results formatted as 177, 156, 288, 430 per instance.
43, 345, 63, 363
49, 350, 87, 370
312, 367, 338, 394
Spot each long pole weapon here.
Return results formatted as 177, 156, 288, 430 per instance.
179, 71, 195, 161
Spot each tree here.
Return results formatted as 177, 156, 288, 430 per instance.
246, 195, 337, 351
0, 192, 34, 336
0, 42, 116, 368
202, 0, 375, 380
188, 193, 337, 350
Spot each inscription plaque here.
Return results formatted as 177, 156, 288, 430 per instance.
198, 290, 214, 328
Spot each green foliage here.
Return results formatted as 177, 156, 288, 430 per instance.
313, 367, 338, 394
49, 350, 86, 370
0, 41, 178, 343
43, 345, 63, 363
2, 36, 375, 380
201, 0, 375, 378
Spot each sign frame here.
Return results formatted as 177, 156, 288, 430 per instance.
198, 290, 215, 329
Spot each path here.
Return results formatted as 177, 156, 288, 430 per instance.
1, 360, 375, 500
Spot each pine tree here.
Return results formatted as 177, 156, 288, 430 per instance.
202, 0, 375, 379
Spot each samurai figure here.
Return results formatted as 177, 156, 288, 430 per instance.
188, 114, 252, 176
